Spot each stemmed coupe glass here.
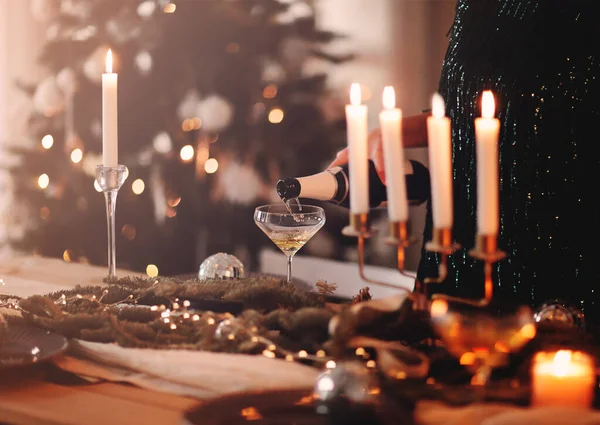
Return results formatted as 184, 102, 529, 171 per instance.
254, 204, 325, 283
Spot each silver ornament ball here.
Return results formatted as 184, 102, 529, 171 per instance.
534, 299, 585, 329
198, 253, 245, 280
314, 361, 380, 404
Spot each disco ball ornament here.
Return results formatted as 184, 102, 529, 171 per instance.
534, 299, 585, 330
198, 253, 245, 280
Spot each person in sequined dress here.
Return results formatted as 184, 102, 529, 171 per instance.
329, 0, 600, 329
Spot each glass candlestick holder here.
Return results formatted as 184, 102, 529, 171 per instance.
96, 165, 128, 279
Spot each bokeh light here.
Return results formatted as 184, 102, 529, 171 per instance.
180, 145, 194, 162
70, 148, 83, 163
204, 158, 219, 174
132, 178, 145, 195
38, 174, 50, 189
41, 134, 54, 149
146, 264, 159, 277
268, 108, 284, 124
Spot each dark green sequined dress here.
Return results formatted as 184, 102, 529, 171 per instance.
417, 0, 600, 324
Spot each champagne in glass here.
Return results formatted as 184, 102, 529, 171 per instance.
254, 204, 325, 282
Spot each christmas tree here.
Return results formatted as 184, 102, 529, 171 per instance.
7, 0, 353, 276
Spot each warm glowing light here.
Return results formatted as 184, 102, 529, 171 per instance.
94, 180, 102, 192
196, 144, 209, 163
106, 49, 113, 73
520, 323, 536, 339
263, 84, 278, 99
268, 108, 284, 124
168, 196, 181, 207
552, 350, 573, 377
241, 407, 263, 421
204, 158, 219, 174
70, 148, 83, 163
180, 144, 194, 161
192, 117, 202, 130
481, 90, 495, 119
382, 86, 395, 110
63, 249, 73, 263
41, 134, 54, 149
350, 83, 362, 106
325, 360, 336, 369
38, 174, 50, 189
163, 2, 176, 13
460, 352, 476, 366
430, 299, 448, 317
132, 178, 145, 195
181, 119, 193, 132
432, 93, 445, 118
146, 264, 159, 277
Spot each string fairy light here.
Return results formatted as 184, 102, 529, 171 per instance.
1, 278, 339, 370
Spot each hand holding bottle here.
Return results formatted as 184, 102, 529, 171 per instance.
328, 112, 430, 184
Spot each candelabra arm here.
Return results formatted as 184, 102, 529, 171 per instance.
424, 255, 449, 285
431, 233, 505, 307
356, 235, 412, 293
422, 228, 461, 291
343, 214, 413, 294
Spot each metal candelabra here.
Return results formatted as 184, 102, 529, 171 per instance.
342, 213, 506, 309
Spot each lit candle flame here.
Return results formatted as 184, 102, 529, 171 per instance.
481, 90, 495, 119
106, 49, 113, 74
350, 83, 362, 106
432, 93, 445, 118
382, 86, 395, 110
552, 350, 572, 377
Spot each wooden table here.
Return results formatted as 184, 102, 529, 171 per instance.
0, 255, 200, 425
0, 362, 200, 425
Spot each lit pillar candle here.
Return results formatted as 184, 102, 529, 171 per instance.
532, 350, 595, 408
102, 49, 118, 167
379, 86, 408, 222
474, 91, 500, 235
426, 93, 453, 229
345, 83, 369, 214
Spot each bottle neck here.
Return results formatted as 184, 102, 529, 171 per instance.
297, 166, 346, 202
276, 167, 348, 204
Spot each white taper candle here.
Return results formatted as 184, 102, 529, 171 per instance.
474, 90, 500, 235
426, 93, 453, 228
345, 83, 369, 214
379, 86, 408, 221
102, 49, 118, 167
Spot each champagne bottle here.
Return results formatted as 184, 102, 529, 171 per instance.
276, 160, 430, 208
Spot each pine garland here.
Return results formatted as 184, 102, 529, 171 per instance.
16, 275, 339, 363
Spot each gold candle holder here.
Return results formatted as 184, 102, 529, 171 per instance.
342, 213, 416, 298
421, 228, 461, 300
432, 233, 505, 307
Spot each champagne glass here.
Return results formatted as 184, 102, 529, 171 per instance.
254, 204, 325, 283
430, 299, 536, 387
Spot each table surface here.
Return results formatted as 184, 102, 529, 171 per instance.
0, 255, 199, 425
0, 363, 200, 425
